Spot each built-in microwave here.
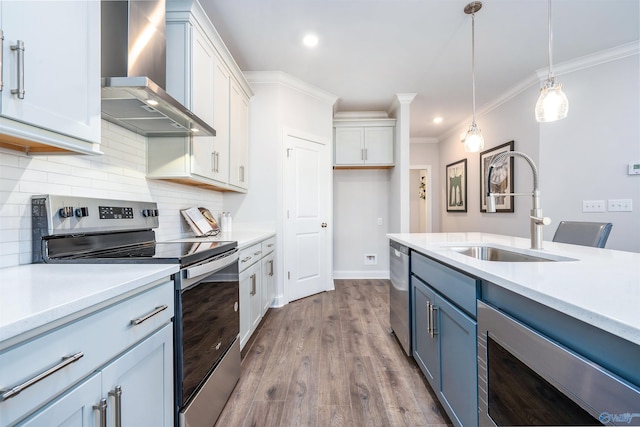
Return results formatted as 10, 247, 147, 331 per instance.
478, 301, 640, 426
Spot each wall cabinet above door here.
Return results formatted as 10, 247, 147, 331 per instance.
333, 117, 396, 169
0, 0, 101, 155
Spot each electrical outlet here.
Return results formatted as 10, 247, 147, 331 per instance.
582, 200, 605, 213
364, 254, 377, 265
608, 199, 633, 212
377, 218, 383, 226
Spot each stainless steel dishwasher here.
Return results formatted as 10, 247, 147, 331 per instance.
389, 240, 411, 355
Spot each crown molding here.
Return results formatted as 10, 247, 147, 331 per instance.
244, 71, 339, 105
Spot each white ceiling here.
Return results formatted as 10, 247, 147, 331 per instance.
198, 0, 639, 140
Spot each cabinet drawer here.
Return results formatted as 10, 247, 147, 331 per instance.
0, 280, 174, 425
261, 236, 276, 255
411, 252, 478, 318
239, 243, 262, 271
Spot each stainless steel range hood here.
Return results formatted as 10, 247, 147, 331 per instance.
101, 0, 216, 137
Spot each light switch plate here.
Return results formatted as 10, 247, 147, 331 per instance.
583, 200, 605, 212
608, 199, 633, 212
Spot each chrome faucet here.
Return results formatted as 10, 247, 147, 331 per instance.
486, 151, 550, 250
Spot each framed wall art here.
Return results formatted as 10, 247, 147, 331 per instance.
446, 158, 467, 212
480, 140, 514, 212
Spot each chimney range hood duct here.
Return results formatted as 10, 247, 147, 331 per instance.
101, 0, 216, 137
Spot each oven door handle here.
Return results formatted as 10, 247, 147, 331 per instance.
185, 250, 239, 280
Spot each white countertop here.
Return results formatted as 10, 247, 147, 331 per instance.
388, 232, 640, 346
167, 229, 275, 249
0, 263, 179, 349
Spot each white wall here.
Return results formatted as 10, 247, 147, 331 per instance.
437, 46, 640, 252
226, 71, 336, 304
333, 169, 391, 278
0, 121, 224, 268
540, 53, 639, 252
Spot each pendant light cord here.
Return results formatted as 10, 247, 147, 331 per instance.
471, 11, 477, 124
547, 0, 553, 80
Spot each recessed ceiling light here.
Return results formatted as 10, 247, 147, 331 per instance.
433, 117, 443, 124
303, 34, 319, 47
146, 99, 159, 106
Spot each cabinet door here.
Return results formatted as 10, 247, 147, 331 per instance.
364, 127, 394, 165
334, 127, 364, 165
190, 27, 216, 179
229, 79, 249, 189
101, 324, 174, 427
249, 262, 262, 333
17, 373, 101, 427
240, 264, 255, 349
0, 0, 100, 144
261, 252, 275, 316
212, 57, 231, 183
412, 276, 440, 390
438, 295, 478, 427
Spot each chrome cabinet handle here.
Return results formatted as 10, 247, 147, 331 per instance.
241, 256, 252, 263
239, 165, 245, 182
250, 274, 257, 296
0, 30, 4, 91
10, 40, 24, 99
364, 148, 368, 161
0, 352, 84, 401
108, 386, 122, 427
211, 152, 215, 173
254, 251, 261, 256
268, 259, 274, 276
215, 152, 220, 173
94, 398, 107, 427
361, 148, 365, 161
130, 304, 168, 326
428, 303, 439, 338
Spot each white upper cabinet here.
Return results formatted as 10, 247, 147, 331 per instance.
149, 0, 252, 192
229, 79, 249, 189
0, 0, 101, 155
333, 117, 396, 168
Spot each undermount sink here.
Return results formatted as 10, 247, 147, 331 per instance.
448, 245, 575, 262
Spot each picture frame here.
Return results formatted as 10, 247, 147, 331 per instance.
480, 141, 515, 212
446, 158, 467, 212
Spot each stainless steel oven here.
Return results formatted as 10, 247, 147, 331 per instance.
478, 301, 640, 426
31, 195, 241, 427
174, 250, 239, 427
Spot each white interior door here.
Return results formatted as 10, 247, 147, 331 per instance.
284, 131, 332, 302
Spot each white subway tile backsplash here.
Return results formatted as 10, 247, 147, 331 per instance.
0, 120, 224, 268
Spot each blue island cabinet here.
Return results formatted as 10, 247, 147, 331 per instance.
411, 251, 479, 427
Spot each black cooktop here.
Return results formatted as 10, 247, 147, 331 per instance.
43, 232, 237, 267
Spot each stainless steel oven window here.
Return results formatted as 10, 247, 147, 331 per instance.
478, 301, 640, 427
175, 258, 239, 408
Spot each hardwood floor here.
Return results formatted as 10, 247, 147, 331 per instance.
216, 279, 452, 427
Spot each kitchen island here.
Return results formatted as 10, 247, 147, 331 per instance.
388, 232, 640, 427
388, 232, 640, 345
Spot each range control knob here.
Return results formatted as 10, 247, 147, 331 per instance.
58, 207, 74, 218
75, 207, 89, 218
142, 209, 159, 217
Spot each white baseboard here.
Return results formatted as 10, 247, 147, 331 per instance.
332, 270, 390, 280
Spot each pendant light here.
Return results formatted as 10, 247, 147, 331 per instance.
535, 0, 568, 122
463, 2, 484, 152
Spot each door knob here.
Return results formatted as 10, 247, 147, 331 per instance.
321, 222, 327, 228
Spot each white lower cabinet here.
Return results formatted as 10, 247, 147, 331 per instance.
18, 325, 173, 427
1, 280, 174, 427
17, 373, 102, 427
239, 236, 276, 350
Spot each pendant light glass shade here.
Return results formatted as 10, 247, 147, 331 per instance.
536, 0, 568, 122
535, 79, 568, 122
463, 2, 484, 152
464, 123, 484, 152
